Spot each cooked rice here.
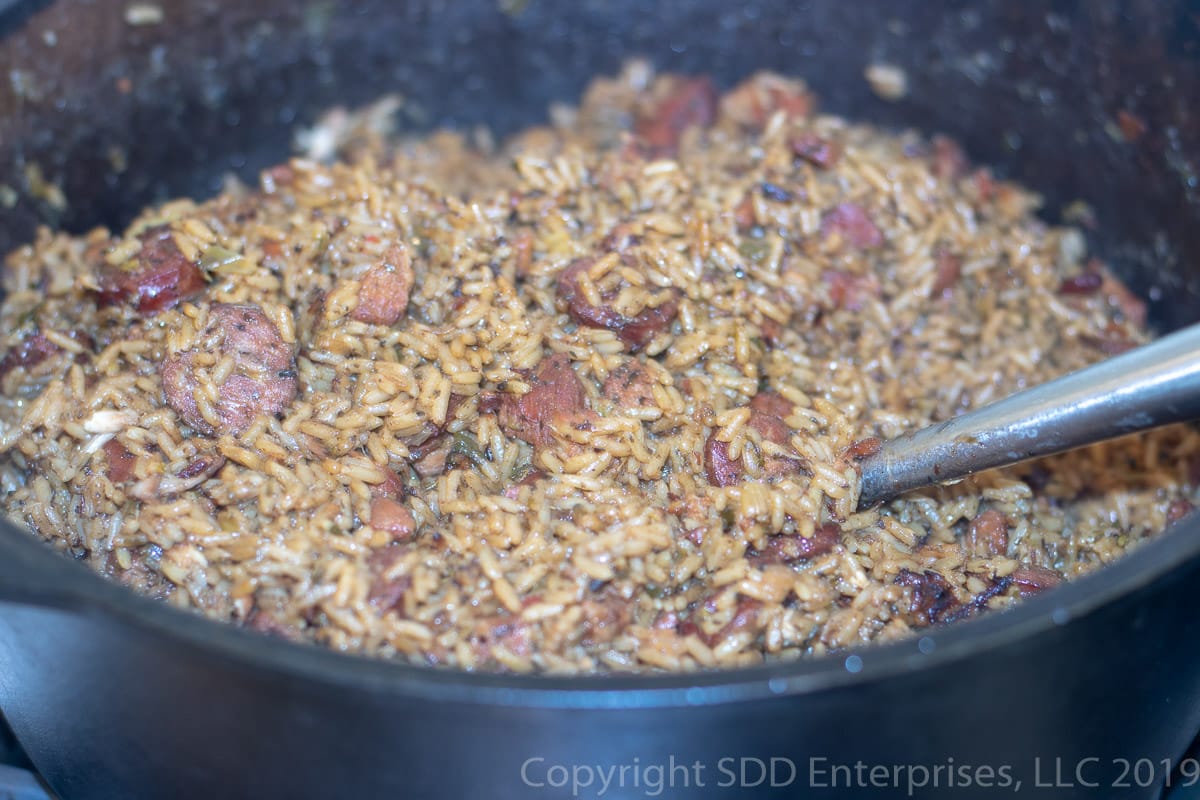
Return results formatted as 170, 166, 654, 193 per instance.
1, 62, 1195, 674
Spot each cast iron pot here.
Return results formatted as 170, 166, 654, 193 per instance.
1, 2, 1199, 798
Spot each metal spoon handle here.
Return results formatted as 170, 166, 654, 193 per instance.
857, 323, 1200, 509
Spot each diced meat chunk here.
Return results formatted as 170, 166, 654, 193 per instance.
820, 203, 885, 251
721, 72, 814, 129
1058, 271, 1102, 295
930, 135, 969, 180
510, 229, 535, 277
367, 545, 411, 611
579, 588, 634, 646
352, 245, 414, 325
759, 523, 840, 563
246, 608, 302, 641
744, 388, 792, 422
556, 258, 681, 351
759, 317, 785, 348
369, 497, 417, 542
477, 390, 502, 415
601, 360, 658, 412
499, 353, 591, 448
789, 133, 840, 168
412, 436, 451, 477
372, 468, 407, 500
1010, 565, 1062, 597
471, 614, 532, 660
260, 163, 296, 192
733, 194, 757, 230
931, 250, 962, 297
634, 75, 718, 156
97, 226, 206, 315
894, 569, 960, 625
822, 269, 882, 312
0, 331, 65, 380
160, 303, 298, 436
747, 407, 791, 451
1167, 498, 1195, 524
599, 222, 641, 254
701, 596, 764, 647
1082, 321, 1138, 355
102, 439, 137, 483
966, 509, 1009, 557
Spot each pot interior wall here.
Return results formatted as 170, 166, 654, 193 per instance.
0, 0, 1197, 323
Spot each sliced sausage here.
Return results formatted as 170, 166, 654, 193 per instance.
758, 523, 840, 564
704, 391, 801, 486
557, 258, 681, 351
634, 75, 718, 156
97, 226, 206, 315
499, 353, 590, 448
820, 203, 885, 251
352, 245, 415, 326
721, 72, 813, 130
160, 303, 298, 436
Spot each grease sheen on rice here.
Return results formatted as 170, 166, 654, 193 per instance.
1, 63, 1195, 674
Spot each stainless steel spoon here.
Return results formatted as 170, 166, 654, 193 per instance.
857, 323, 1200, 509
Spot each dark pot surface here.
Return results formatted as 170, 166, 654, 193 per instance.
0, 1, 1199, 798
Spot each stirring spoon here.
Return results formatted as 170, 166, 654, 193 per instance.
857, 323, 1200, 509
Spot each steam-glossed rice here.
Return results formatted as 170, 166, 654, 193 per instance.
0, 64, 1195, 674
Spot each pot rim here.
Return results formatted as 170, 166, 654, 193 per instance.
2, 508, 1195, 709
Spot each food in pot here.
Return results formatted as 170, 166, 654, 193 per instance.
1, 63, 1194, 673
